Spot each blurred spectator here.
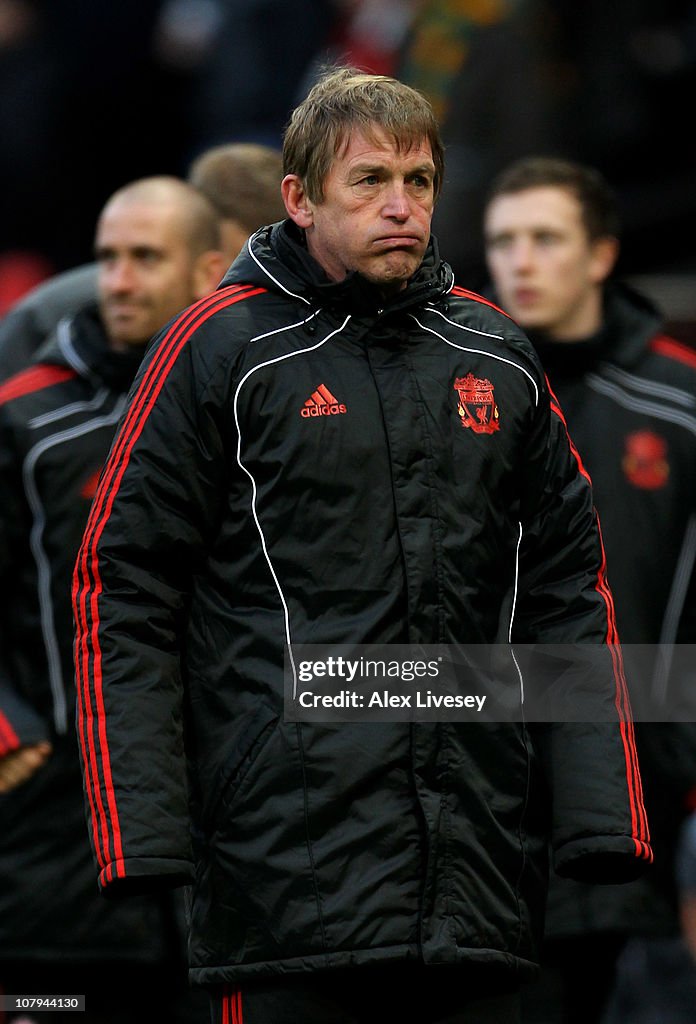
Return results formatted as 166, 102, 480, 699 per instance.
187, 141, 285, 264
483, 154, 696, 1024
153, 0, 225, 72
318, 0, 419, 76
0, 142, 284, 380
0, 175, 225, 1024
390, 1, 696, 286
184, 0, 337, 152
396, 0, 558, 285
2, 1, 694, 288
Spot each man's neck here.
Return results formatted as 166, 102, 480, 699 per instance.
545, 289, 604, 344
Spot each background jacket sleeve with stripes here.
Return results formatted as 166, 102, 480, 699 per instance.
513, 375, 651, 881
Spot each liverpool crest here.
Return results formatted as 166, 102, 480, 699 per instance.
454, 373, 500, 434
622, 430, 669, 489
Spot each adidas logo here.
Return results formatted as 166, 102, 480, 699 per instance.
301, 384, 347, 418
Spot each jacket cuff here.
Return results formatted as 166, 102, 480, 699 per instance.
98, 856, 195, 898
554, 834, 653, 884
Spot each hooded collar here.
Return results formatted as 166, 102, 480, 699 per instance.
523, 281, 664, 379
223, 219, 453, 318
34, 303, 146, 392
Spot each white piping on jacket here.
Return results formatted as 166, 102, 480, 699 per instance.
587, 373, 696, 436
233, 315, 352, 698
411, 310, 540, 406
509, 522, 525, 704
651, 513, 696, 706
246, 232, 312, 304
29, 388, 111, 430
599, 363, 696, 410
23, 395, 128, 733
57, 317, 93, 377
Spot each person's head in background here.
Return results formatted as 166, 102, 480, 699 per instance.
483, 157, 621, 342
188, 143, 286, 264
95, 175, 225, 352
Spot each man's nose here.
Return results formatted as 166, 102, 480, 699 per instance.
510, 239, 535, 270
102, 258, 136, 292
382, 182, 411, 219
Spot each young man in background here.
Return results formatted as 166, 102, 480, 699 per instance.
484, 155, 696, 1024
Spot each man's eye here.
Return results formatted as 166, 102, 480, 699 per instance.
487, 236, 511, 251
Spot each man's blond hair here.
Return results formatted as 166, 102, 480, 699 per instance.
283, 67, 445, 203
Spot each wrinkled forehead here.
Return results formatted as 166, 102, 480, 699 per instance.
334, 123, 433, 163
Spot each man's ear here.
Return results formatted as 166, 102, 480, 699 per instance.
589, 235, 620, 285
193, 249, 228, 299
282, 175, 314, 228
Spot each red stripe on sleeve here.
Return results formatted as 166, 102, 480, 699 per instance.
547, 380, 651, 857
221, 985, 242, 1024
74, 285, 254, 872
0, 365, 76, 406
73, 284, 263, 879
649, 335, 696, 370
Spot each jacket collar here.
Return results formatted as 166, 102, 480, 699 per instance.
34, 303, 145, 392
223, 219, 453, 317
522, 281, 664, 377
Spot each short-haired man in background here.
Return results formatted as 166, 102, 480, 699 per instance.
187, 141, 286, 262
0, 176, 225, 1023
0, 142, 284, 381
484, 155, 696, 1024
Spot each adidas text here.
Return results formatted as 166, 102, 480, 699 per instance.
301, 403, 347, 418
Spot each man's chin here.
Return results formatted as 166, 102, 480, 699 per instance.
108, 332, 150, 352
363, 254, 421, 291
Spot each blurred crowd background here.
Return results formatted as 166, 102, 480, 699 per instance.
1, 0, 695, 325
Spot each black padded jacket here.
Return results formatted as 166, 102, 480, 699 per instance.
73, 224, 652, 988
526, 283, 696, 942
0, 306, 185, 962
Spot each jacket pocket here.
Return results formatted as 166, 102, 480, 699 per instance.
201, 703, 279, 833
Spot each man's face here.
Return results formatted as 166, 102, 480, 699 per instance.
96, 198, 200, 350
301, 127, 436, 294
484, 186, 611, 340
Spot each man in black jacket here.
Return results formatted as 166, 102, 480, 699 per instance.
73, 70, 652, 1024
0, 176, 225, 1022
483, 155, 696, 1024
